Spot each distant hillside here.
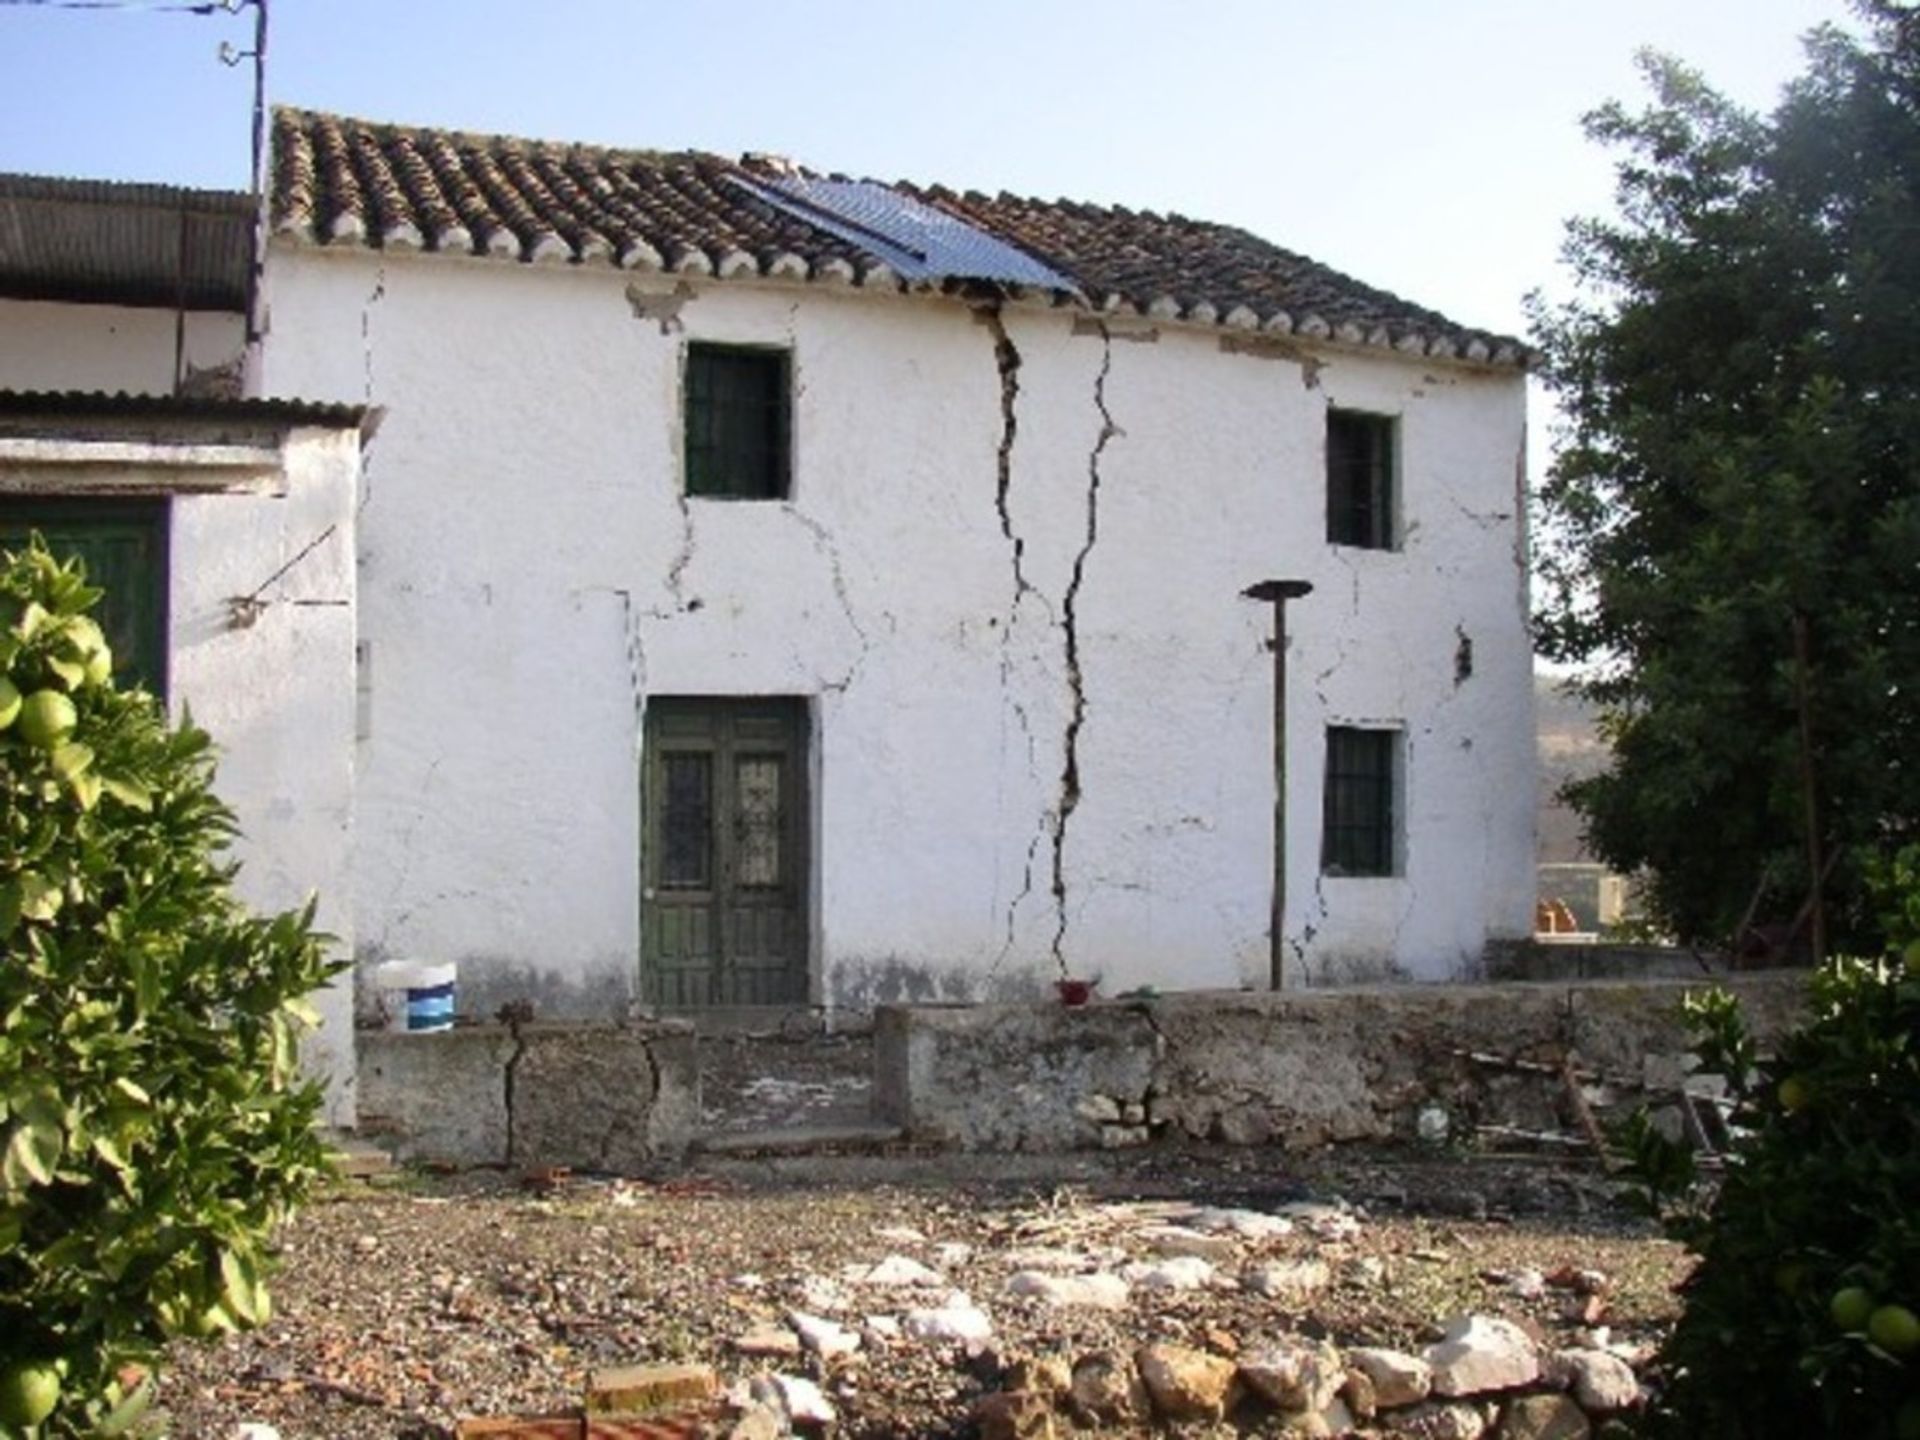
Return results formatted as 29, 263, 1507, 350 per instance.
1536, 672, 1609, 865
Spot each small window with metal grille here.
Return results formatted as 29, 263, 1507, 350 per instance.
683, 343, 790, 500
1326, 407, 1397, 550
1321, 725, 1400, 877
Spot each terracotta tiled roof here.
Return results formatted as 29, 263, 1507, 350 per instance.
272, 109, 1526, 367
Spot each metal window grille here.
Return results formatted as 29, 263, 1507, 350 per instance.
1321, 725, 1397, 876
1326, 408, 1395, 549
684, 344, 790, 499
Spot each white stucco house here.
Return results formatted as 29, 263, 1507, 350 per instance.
5, 111, 1536, 1121
256, 109, 1535, 1024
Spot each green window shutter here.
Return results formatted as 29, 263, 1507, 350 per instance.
0, 499, 168, 697
684, 345, 790, 499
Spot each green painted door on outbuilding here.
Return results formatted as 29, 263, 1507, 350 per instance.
0, 499, 168, 696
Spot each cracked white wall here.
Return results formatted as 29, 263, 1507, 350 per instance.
258, 244, 1532, 1011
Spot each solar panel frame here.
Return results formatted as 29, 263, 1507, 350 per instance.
730, 174, 1080, 295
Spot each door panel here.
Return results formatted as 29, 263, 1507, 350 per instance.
643, 698, 809, 1007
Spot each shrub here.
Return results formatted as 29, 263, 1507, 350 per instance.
1620, 845, 1920, 1438
0, 539, 342, 1437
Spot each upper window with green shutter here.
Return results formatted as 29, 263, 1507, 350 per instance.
683, 344, 790, 500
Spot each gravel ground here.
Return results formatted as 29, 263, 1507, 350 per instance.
158, 1148, 1687, 1438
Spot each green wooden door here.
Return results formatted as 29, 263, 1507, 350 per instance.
0, 499, 168, 696
642, 697, 810, 1007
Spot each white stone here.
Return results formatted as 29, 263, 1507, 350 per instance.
787, 1309, 861, 1357
1554, 1348, 1637, 1412
900, 1296, 993, 1344
1006, 1270, 1131, 1309
862, 1314, 901, 1340
1182, 1206, 1295, 1241
1423, 1314, 1539, 1397
1074, 1093, 1122, 1122
933, 1242, 973, 1267
1118, 1255, 1216, 1291
794, 1275, 851, 1313
1242, 1257, 1331, 1301
227, 1426, 281, 1440
872, 1225, 926, 1244
1346, 1347, 1433, 1407
1277, 1202, 1362, 1241
767, 1373, 836, 1427
1138, 1224, 1241, 1262
1237, 1335, 1344, 1412
848, 1254, 944, 1287
997, 1246, 1098, 1272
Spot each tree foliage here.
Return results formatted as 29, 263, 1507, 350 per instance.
0, 540, 341, 1437
1533, 3, 1920, 947
1618, 848, 1920, 1438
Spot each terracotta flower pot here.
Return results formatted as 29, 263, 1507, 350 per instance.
1055, 979, 1095, 1007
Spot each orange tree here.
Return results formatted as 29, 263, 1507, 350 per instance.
1619, 845, 1920, 1438
0, 539, 340, 1437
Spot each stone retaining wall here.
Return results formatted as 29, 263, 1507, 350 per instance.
874, 974, 1805, 1152
358, 1021, 698, 1169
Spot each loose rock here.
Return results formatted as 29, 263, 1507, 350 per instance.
1238, 1335, 1345, 1413
1135, 1341, 1238, 1421
788, 1311, 860, 1358
1348, 1347, 1434, 1408
1069, 1350, 1150, 1426
1243, 1257, 1332, 1302
1497, 1393, 1591, 1440
1119, 1256, 1215, 1291
1006, 1271, 1130, 1310
972, 1389, 1056, 1440
1386, 1399, 1491, 1439
1553, 1349, 1637, 1413
1425, 1314, 1539, 1397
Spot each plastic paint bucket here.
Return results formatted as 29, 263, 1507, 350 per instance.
373, 960, 456, 1033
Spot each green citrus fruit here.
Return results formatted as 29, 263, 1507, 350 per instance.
1773, 1262, 1807, 1296
1869, 1304, 1920, 1355
1778, 1075, 1811, 1113
0, 676, 20, 731
1831, 1286, 1876, 1332
15, 689, 76, 749
0, 1359, 62, 1428
83, 644, 112, 687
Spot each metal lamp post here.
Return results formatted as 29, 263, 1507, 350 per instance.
1242, 579, 1313, 990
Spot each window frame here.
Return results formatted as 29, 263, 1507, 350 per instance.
1320, 724, 1402, 878
1325, 406, 1399, 551
682, 342, 792, 501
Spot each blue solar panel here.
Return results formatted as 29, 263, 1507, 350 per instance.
730, 174, 1079, 294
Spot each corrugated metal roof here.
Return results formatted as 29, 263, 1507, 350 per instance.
0, 174, 252, 311
0, 389, 369, 430
731, 174, 1079, 293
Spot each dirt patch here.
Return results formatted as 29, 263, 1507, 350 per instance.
157, 1149, 1685, 1438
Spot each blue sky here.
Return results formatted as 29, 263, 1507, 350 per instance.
0, 0, 1857, 342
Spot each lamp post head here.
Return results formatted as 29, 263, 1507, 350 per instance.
1241, 579, 1314, 604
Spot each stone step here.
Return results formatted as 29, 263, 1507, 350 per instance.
324, 1131, 399, 1178
691, 1122, 904, 1157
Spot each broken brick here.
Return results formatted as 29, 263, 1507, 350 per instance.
585, 1363, 720, 1417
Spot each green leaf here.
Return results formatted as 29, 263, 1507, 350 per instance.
15, 871, 61, 923
49, 740, 94, 779
95, 1375, 156, 1437
3, 1120, 60, 1190
46, 653, 85, 690
100, 775, 153, 812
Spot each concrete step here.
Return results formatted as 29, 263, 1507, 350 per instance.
324, 1130, 400, 1178
691, 1122, 904, 1157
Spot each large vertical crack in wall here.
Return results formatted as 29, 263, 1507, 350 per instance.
1051, 324, 1119, 973
979, 303, 1051, 974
